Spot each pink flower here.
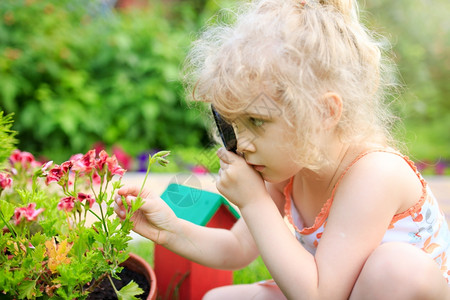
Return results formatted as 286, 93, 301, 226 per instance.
191, 165, 209, 175
92, 171, 101, 185
60, 161, 73, 173
0, 173, 13, 190
92, 142, 106, 155
10, 150, 40, 169
106, 155, 125, 177
41, 161, 53, 172
10, 149, 33, 164
46, 164, 64, 184
95, 150, 109, 171
69, 153, 83, 162
14, 203, 44, 225
20, 152, 35, 165
9, 150, 22, 163
57, 196, 76, 212
112, 146, 132, 171
77, 193, 95, 208
45, 161, 73, 185
72, 150, 96, 173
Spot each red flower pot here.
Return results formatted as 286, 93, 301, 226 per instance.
122, 253, 157, 300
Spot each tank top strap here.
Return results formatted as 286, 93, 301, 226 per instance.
284, 148, 425, 236
329, 148, 414, 200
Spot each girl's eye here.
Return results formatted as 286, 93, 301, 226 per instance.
249, 117, 265, 127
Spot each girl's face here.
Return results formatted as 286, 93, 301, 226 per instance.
233, 105, 302, 183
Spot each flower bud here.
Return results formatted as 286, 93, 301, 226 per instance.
154, 150, 170, 158
158, 158, 169, 167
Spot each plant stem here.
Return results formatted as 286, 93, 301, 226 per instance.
137, 155, 153, 199
88, 209, 102, 222
98, 199, 108, 236
92, 174, 109, 236
107, 273, 120, 295
64, 211, 73, 231
84, 272, 108, 294
0, 211, 16, 237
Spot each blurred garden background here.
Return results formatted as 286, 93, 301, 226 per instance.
0, 0, 449, 175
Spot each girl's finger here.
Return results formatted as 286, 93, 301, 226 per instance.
217, 147, 233, 164
114, 202, 126, 219
126, 196, 136, 204
219, 159, 228, 169
118, 186, 140, 197
114, 195, 123, 205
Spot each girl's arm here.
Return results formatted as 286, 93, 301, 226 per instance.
167, 216, 260, 269
170, 179, 288, 269
217, 150, 420, 299
115, 187, 260, 270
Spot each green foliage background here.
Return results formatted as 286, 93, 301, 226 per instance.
0, 111, 17, 169
0, 0, 448, 165
365, 0, 450, 162
0, 0, 219, 163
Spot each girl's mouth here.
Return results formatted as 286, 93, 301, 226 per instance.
250, 164, 265, 172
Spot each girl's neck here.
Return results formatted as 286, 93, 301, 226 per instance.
295, 136, 368, 203
290, 141, 357, 227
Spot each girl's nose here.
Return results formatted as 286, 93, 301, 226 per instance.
236, 128, 256, 153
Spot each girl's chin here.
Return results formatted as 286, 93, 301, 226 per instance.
261, 169, 300, 184
260, 173, 285, 184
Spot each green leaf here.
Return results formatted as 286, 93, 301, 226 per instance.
30, 232, 46, 247
107, 217, 121, 234
112, 180, 124, 190
131, 197, 144, 213
72, 231, 89, 260
18, 279, 37, 299
0, 111, 17, 169
116, 280, 144, 300
93, 231, 107, 244
0, 199, 15, 221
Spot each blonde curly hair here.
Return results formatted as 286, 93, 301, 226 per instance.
184, 0, 398, 169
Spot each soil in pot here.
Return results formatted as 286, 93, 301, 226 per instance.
87, 266, 150, 300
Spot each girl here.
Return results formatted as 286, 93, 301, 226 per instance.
115, 0, 450, 299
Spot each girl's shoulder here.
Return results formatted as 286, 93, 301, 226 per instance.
334, 149, 423, 215
341, 149, 418, 182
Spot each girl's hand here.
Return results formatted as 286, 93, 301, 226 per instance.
114, 186, 178, 246
216, 147, 269, 209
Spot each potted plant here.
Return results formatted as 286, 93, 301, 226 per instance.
0, 113, 167, 299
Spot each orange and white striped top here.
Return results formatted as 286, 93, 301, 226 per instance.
284, 150, 450, 283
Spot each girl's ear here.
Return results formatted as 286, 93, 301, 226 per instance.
321, 92, 343, 129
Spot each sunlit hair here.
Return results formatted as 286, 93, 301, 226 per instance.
184, 0, 399, 169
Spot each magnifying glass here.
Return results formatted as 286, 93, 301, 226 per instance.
211, 105, 237, 153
